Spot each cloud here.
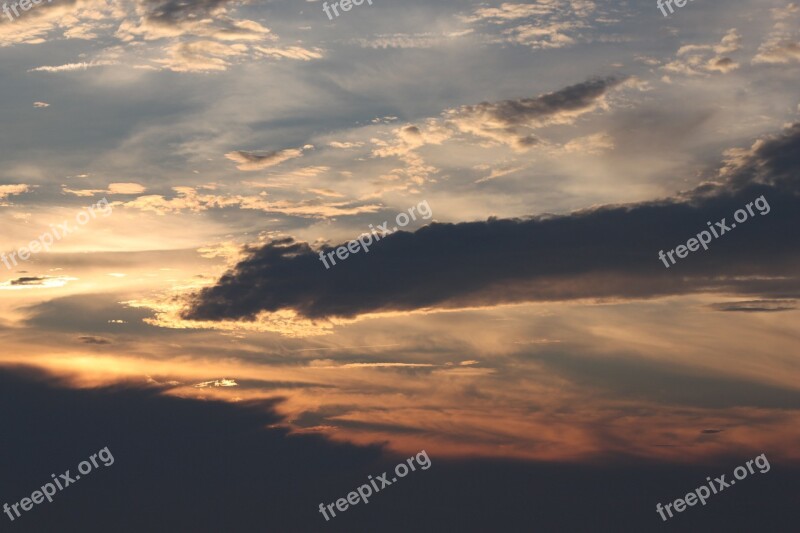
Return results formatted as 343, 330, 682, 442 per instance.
367, 77, 632, 191
352, 32, 469, 49
253, 45, 323, 61
63, 188, 107, 197
131, 0, 232, 32
463, 3, 559, 23
445, 76, 627, 149
182, 123, 800, 322
78, 336, 112, 344
29, 60, 117, 73
193, 378, 238, 388
63, 183, 146, 196
663, 29, 742, 76
463, 0, 598, 50
21, 293, 156, 334
0, 184, 30, 201
561, 132, 615, 154
370, 122, 450, 188
328, 141, 364, 149
308, 188, 344, 198
10, 276, 49, 286
1, 0, 319, 72
119, 186, 381, 218
113, 0, 321, 71
225, 148, 306, 171
475, 166, 524, 184
753, 40, 800, 64
107, 182, 147, 195
2, 365, 795, 531
0, 365, 382, 531
753, 3, 800, 64
154, 40, 250, 72
117, 0, 271, 42
0, 0, 109, 46
33, 101, 50, 108
709, 300, 797, 312
0, 276, 78, 290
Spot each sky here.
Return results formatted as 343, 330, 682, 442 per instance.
1, 0, 799, 531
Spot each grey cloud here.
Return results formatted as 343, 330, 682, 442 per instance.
225, 147, 306, 171
724, 123, 800, 191
448, 76, 627, 148
139, 0, 231, 27
456, 76, 624, 126
22, 294, 160, 335
5, 365, 795, 531
183, 122, 800, 321
78, 336, 112, 345
10, 276, 48, 286
709, 300, 797, 313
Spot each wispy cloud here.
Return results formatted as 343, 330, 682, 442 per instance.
225, 147, 310, 171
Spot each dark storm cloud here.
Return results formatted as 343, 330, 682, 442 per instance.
726, 123, 800, 191
0, 365, 797, 533
0, 365, 377, 532
184, 124, 800, 321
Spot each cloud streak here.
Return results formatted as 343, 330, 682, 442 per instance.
225, 147, 308, 171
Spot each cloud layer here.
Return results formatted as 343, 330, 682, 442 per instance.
184, 124, 800, 321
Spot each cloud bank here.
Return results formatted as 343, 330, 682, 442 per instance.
183, 123, 800, 321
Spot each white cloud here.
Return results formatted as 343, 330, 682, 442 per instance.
193, 378, 238, 388
464, 0, 598, 50
0, 184, 31, 202
107, 182, 147, 195
29, 60, 117, 73
663, 29, 742, 76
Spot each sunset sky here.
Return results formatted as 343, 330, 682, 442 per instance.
1, 0, 799, 531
